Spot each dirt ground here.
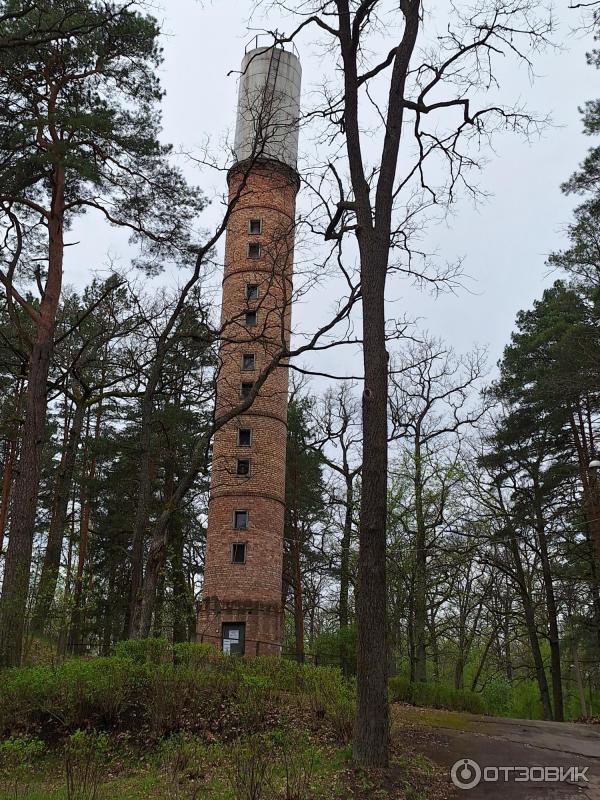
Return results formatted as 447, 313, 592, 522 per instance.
393, 705, 600, 799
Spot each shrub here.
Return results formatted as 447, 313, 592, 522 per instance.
159, 731, 206, 799
64, 729, 108, 800
0, 658, 150, 736
482, 676, 512, 716
230, 734, 274, 800
237, 674, 275, 729
57, 657, 146, 728
0, 735, 44, 798
242, 656, 305, 694
173, 643, 216, 669
0, 652, 356, 743
113, 637, 172, 665
0, 665, 58, 734
389, 676, 486, 715
313, 625, 357, 675
272, 729, 319, 800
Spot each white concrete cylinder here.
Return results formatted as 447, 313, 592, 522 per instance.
233, 46, 302, 170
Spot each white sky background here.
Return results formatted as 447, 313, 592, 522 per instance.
63, 0, 600, 387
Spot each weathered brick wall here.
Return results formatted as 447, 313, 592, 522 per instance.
197, 159, 298, 655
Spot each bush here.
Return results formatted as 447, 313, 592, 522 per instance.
482, 676, 512, 716
64, 729, 108, 800
57, 657, 146, 728
389, 676, 486, 714
230, 734, 274, 800
0, 651, 356, 742
0, 665, 59, 733
313, 626, 357, 675
242, 657, 305, 694
113, 637, 172, 665
271, 729, 319, 800
158, 731, 206, 800
0, 735, 44, 798
173, 643, 216, 668
0, 658, 150, 735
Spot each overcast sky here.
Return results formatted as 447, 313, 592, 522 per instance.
65, 0, 600, 385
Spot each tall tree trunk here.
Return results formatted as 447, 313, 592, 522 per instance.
166, 456, 192, 644
57, 496, 75, 660
570, 411, 600, 566
471, 628, 497, 692
291, 516, 304, 661
533, 491, 564, 722
101, 552, 116, 656
339, 476, 353, 629
506, 531, 553, 720
171, 528, 190, 644
589, 553, 600, 650
0, 438, 17, 558
407, 578, 416, 682
354, 239, 389, 765
31, 396, 85, 634
504, 591, 513, 681
571, 640, 588, 718
69, 401, 102, 652
344, 0, 420, 761
152, 570, 165, 638
0, 379, 25, 557
0, 175, 65, 667
339, 476, 353, 674
413, 433, 427, 682
126, 394, 153, 637
428, 614, 440, 682
454, 626, 465, 690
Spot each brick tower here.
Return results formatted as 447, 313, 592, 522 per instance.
197, 43, 302, 656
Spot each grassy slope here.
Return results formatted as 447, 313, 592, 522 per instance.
0, 645, 453, 800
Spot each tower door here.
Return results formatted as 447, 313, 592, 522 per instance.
222, 622, 245, 656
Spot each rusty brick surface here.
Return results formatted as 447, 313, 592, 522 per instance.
197, 160, 297, 656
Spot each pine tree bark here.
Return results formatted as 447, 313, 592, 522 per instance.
69, 401, 102, 653
126, 394, 153, 637
171, 528, 190, 644
0, 437, 17, 558
0, 169, 65, 666
31, 395, 85, 634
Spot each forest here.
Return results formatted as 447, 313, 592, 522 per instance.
1, 1, 600, 798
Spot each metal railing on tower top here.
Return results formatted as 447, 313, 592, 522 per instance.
245, 33, 299, 57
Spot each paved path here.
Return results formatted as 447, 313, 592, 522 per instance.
395, 708, 600, 799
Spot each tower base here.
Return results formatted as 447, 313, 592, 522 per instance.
196, 597, 282, 656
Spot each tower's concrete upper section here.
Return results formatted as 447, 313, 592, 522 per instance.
233, 44, 301, 171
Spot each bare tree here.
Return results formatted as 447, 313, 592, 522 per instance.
251, 0, 552, 764
389, 337, 487, 683
312, 385, 362, 631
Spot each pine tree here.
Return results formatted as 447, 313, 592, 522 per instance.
0, 0, 202, 666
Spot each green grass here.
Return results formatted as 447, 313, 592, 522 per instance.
392, 704, 479, 732
389, 676, 486, 715
0, 644, 450, 799
0, 738, 352, 800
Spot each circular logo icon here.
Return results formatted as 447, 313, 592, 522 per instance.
451, 759, 482, 790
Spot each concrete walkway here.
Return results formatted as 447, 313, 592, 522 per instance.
395, 707, 600, 799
